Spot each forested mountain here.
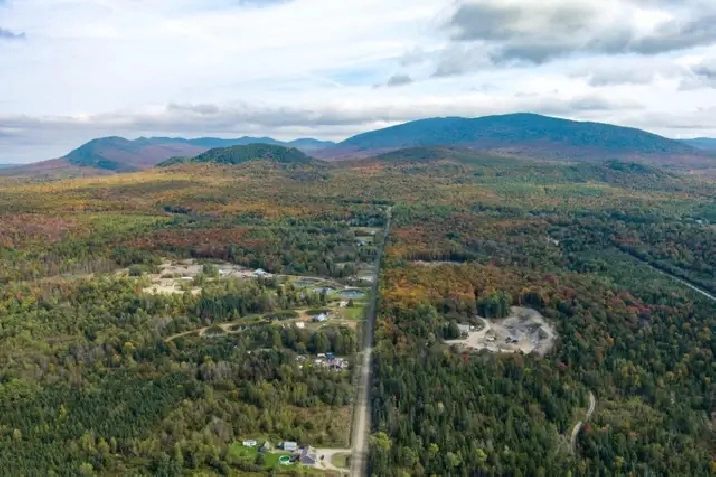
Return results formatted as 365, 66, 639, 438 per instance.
158, 144, 317, 167
323, 114, 711, 170
681, 137, 716, 150
0, 135, 334, 178
338, 114, 695, 153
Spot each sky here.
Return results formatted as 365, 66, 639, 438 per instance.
1, 0, 716, 163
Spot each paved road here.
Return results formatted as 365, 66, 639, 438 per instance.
350, 207, 391, 477
570, 391, 596, 455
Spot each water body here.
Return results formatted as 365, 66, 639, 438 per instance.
340, 290, 365, 298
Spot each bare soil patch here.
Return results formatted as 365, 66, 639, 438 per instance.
445, 306, 556, 355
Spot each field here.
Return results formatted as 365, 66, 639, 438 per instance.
1, 151, 715, 475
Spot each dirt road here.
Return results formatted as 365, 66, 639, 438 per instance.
350, 207, 391, 477
570, 391, 596, 455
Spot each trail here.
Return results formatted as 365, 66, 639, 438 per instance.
570, 391, 596, 455
640, 261, 716, 301
350, 206, 391, 477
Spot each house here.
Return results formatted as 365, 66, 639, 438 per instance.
457, 324, 472, 334
295, 321, 306, 329
317, 352, 326, 358
281, 441, 298, 452
259, 441, 271, 452
242, 440, 257, 447
299, 446, 317, 466
313, 313, 328, 322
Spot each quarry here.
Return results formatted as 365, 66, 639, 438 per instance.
445, 306, 556, 355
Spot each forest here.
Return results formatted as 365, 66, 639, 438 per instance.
0, 151, 715, 475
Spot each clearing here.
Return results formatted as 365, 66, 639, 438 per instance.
445, 306, 556, 355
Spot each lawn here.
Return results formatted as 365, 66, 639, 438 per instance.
228, 443, 297, 471
341, 305, 365, 321
330, 453, 350, 469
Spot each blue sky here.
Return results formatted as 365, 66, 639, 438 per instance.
1, 0, 716, 163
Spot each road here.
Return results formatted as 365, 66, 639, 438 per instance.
570, 391, 596, 455
350, 206, 391, 477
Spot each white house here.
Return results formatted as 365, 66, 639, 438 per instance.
242, 440, 257, 447
281, 441, 298, 452
313, 313, 328, 322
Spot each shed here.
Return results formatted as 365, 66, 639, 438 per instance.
282, 441, 298, 452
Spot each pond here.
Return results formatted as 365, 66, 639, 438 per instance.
294, 279, 320, 287
339, 289, 365, 298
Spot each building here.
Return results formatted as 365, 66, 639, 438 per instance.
457, 324, 473, 334
281, 441, 298, 452
259, 441, 271, 452
299, 446, 317, 466
242, 440, 257, 447
313, 313, 328, 322
325, 352, 335, 359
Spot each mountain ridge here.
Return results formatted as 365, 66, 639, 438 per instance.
330, 113, 697, 156
680, 137, 716, 150
3, 113, 714, 178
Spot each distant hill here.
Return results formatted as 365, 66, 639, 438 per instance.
158, 144, 316, 167
680, 138, 716, 150
321, 114, 708, 169
0, 135, 334, 178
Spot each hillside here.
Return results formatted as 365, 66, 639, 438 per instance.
325, 114, 708, 168
158, 143, 316, 167
358, 146, 524, 167
681, 137, 716, 150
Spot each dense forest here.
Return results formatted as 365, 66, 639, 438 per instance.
0, 151, 715, 475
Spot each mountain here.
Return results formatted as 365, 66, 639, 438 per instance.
0, 164, 13, 169
0, 135, 335, 177
320, 114, 707, 168
62, 136, 208, 172
680, 138, 716, 150
158, 144, 316, 167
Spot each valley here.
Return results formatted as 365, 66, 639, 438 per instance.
0, 139, 715, 476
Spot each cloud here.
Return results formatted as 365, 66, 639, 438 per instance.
1, 0, 715, 163
680, 57, 716, 89
0, 27, 25, 40
386, 74, 413, 87
569, 57, 688, 86
439, 0, 716, 69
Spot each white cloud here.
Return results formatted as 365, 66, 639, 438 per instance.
0, 0, 715, 163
